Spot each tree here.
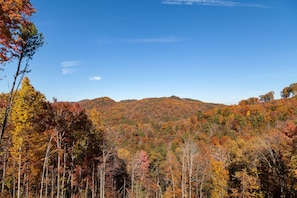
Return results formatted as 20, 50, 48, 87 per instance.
289, 83, 297, 97
281, 87, 291, 99
50, 102, 92, 197
0, 23, 44, 141
130, 150, 150, 197
259, 91, 274, 102
239, 97, 259, 105
162, 150, 181, 198
0, 0, 35, 63
9, 77, 48, 198
253, 131, 296, 197
210, 159, 229, 198
210, 145, 229, 198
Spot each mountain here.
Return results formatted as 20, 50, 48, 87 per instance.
79, 95, 225, 126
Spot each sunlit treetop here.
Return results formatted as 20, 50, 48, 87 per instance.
0, 0, 35, 63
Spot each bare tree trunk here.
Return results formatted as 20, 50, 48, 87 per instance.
13, 160, 16, 198
1, 149, 7, 194
51, 170, 54, 198
78, 166, 82, 196
131, 163, 134, 197
99, 165, 105, 198
170, 165, 176, 198
123, 178, 126, 198
85, 177, 89, 198
17, 148, 22, 198
189, 150, 193, 198
91, 169, 94, 198
0, 53, 25, 141
181, 155, 185, 198
45, 164, 49, 198
61, 149, 67, 198
40, 134, 53, 198
24, 159, 29, 198
199, 172, 205, 198
100, 148, 111, 198
55, 129, 62, 198
57, 148, 61, 198
131, 156, 139, 197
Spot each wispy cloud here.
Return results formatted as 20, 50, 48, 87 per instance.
61, 60, 80, 75
98, 36, 186, 44
61, 61, 80, 67
124, 36, 186, 43
62, 68, 75, 75
162, 0, 267, 8
89, 76, 102, 81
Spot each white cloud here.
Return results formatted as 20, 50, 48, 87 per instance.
61, 60, 80, 75
61, 61, 80, 67
89, 76, 102, 81
62, 68, 75, 75
162, 0, 267, 8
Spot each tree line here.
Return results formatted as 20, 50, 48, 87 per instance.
239, 82, 297, 105
0, 77, 130, 197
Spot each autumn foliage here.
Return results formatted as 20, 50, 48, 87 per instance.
0, 0, 36, 63
1, 77, 297, 197
3, 1, 297, 197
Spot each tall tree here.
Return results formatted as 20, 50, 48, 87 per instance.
0, 23, 44, 141
9, 77, 48, 197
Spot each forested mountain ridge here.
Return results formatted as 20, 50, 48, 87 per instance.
2, 78, 297, 197
79, 95, 224, 125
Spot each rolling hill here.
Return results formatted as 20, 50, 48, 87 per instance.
79, 95, 225, 126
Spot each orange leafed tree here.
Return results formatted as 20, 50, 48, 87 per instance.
0, 0, 35, 63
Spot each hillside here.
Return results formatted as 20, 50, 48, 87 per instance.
79, 95, 225, 125
2, 77, 297, 197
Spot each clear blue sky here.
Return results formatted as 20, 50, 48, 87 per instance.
2, 0, 297, 104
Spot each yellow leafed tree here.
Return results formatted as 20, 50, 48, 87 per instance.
9, 77, 47, 197
210, 159, 229, 198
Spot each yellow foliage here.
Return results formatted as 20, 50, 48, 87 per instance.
210, 159, 229, 198
10, 77, 46, 159
118, 148, 131, 162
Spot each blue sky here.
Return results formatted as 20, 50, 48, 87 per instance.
1, 0, 297, 104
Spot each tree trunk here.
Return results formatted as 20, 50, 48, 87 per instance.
24, 159, 29, 198
13, 160, 16, 198
0, 53, 24, 141
1, 149, 7, 194
61, 149, 67, 198
40, 134, 53, 198
45, 163, 49, 198
51, 169, 54, 198
57, 148, 61, 198
170, 165, 176, 198
17, 148, 22, 198
55, 129, 62, 198
182, 155, 185, 198
99, 165, 105, 198
189, 150, 193, 198
85, 177, 89, 198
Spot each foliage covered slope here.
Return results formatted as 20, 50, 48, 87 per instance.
79, 95, 224, 125
2, 78, 297, 197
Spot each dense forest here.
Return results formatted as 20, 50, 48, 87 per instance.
2, 1, 297, 197
0, 77, 297, 197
